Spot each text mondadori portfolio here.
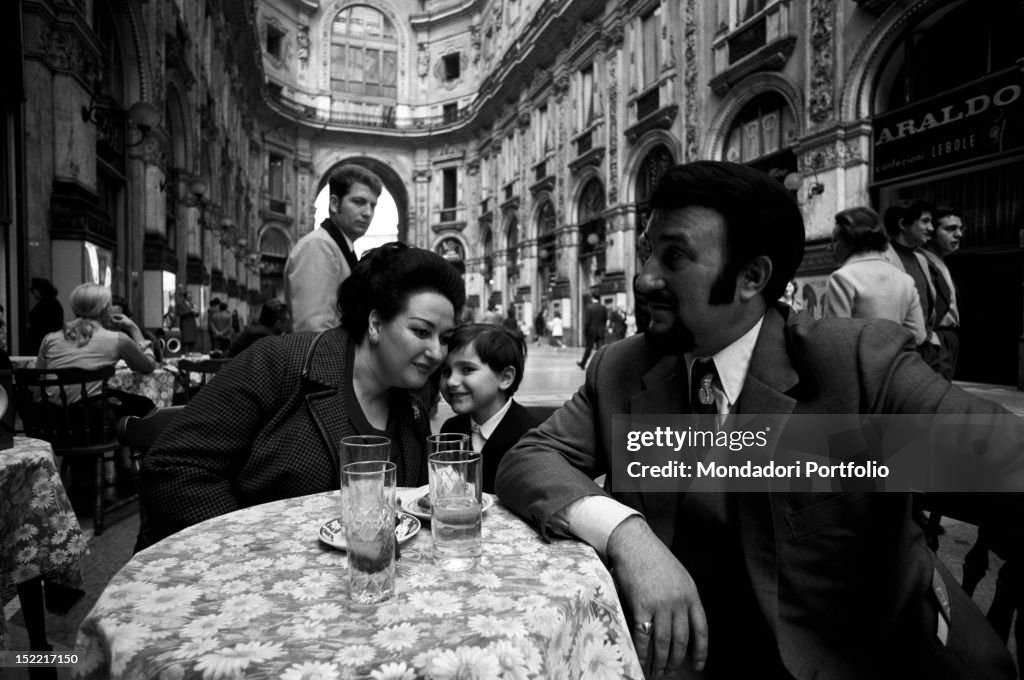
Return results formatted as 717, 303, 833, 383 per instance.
626, 460, 890, 479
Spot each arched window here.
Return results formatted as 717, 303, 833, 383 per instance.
331, 6, 398, 100
723, 92, 796, 174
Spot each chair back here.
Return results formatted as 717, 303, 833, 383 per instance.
116, 406, 185, 472
174, 358, 231, 402
525, 405, 558, 424
14, 366, 118, 450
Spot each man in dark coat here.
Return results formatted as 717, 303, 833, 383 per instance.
497, 161, 1024, 679
577, 292, 606, 369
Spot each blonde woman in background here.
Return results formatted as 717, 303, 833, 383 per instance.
823, 207, 927, 345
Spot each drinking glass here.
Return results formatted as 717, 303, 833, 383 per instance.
428, 450, 482, 571
427, 432, 469, 454
341, 460, 397, 604
339, 435, 391, 523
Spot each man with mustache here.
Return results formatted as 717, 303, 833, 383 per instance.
286, 164, 381, 332
497, 162, 1023, 678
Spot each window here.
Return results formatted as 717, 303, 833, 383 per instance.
723, 92, 795, 165
269, 153, 285, 199
443, 53, 461, 81
641, 9, 661, 88
579, 66, 597, 128
534, 104, 550, 159
443, 103, 459, 124
441, 167, 457, 222
735, 0, 768, 26
266, 24, 284, 60
331, 6, 398, 99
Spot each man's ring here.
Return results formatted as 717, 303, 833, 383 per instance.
637, 621, 653, 636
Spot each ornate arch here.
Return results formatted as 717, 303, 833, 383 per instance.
258, 224, 293, 256
317, 0, 411, 102
164, 83, 192, 172
621, 131, 681, 204
530, 191, 556, 240
703, 74, 804, 161
568, 167, 605, 226
840, 0, 944, 121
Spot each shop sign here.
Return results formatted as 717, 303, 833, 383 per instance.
873, 67, 1023, 183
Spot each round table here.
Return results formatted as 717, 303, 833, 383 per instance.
74, 491, 642, 679
0, 437, 88, 650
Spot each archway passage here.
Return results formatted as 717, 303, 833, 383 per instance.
316, 157, 410, 245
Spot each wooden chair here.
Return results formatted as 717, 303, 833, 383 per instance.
173, 358, 231, 403
14, 366, 120, 535
117, 405, 184, 545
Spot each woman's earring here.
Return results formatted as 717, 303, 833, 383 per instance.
369, 331, 379, 345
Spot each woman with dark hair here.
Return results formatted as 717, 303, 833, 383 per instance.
28, 277, 65, 353
823, 207, 927, 344
139, 242, 465, 549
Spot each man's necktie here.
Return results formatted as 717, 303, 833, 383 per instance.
690, 359, 719, 415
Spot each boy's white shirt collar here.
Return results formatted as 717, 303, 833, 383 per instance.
472, 397, 513, 441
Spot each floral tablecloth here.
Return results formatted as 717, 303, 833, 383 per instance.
11, 357, 177, 408
74, 491, 642, 679
0, 436, 89, 649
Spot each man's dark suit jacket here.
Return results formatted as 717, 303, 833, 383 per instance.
440, 399, 539, 493
583, 301, 607, 342
140, 327, 431, 549
497, 305, 1023, 678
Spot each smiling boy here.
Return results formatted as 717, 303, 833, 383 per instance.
439, 324, 539, 493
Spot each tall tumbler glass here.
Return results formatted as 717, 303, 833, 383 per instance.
427, 433, 469, 454
428, 450, 483, 571
339, 435, 391, 525
342, 460, 397, 604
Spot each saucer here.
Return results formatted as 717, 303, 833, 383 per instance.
398, 485, 495, 521
318, 511, 421, 551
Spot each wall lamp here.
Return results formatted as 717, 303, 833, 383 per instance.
185, 177, 210, 227
81, 99, 161, 148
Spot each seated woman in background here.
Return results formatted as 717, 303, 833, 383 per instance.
138, 243, 465, 550
36, 283, 158, 418
823, 207, 927, 346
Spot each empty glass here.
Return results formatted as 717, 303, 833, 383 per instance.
339, 435, 391, 526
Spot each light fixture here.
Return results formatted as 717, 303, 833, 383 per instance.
586, 233, 600, 246
81, 96, 161, 148
185, 177, 210, 229
808, 181, 825, 200
783, 172, 803, 192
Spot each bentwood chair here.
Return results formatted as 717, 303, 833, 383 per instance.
173, 358, 231, 403
117, 405, 184, 551
14, 366, 120, 535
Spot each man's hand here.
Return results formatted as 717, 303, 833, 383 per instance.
607, 515, 708, 676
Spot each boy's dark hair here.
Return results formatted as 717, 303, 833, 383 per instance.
447, 323, 527, 397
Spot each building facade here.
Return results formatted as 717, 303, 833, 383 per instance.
6, 0, 1022, 385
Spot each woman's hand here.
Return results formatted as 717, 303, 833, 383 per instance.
112, 314, 145, 342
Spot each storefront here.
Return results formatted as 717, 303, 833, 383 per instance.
870, 0, 1024, 386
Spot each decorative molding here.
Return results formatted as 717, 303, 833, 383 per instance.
624, 104, 679, 144
683, 0, 699, 162
708, 34, 797, 96
569, 147, 606, 175
413, 169, 432, 182
607, 48, 618, 204
552, 71, 570, 101
808, 0, 836, 123
602, 21, 624, 49
431, 221, 467, 234
34, 19, 100, 85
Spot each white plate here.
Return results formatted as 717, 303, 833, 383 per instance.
398, 485, 495, 521
318, 511, 421, 551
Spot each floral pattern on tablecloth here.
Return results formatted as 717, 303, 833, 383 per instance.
74, 492, 643, 679
1, 437, 89, 649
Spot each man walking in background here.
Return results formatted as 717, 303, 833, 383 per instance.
285, 164, 381, 332
577, 291, 606, 369
922, 206, 965, 380
884, 200, 941, 368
